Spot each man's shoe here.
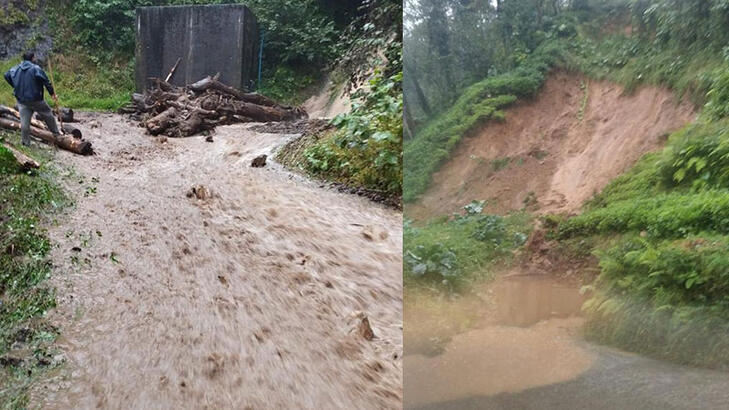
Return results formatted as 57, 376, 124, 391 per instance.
21, 141, 31, 147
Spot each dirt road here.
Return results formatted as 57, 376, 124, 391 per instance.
33, 113, 403, 409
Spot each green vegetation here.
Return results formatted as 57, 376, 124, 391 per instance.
304, 68, 402, 197
404, 205, 531, 291
555, 115, 729, 366
0, 132, 68, 406
1, 0, 367, 110
1, 55, 134, 111
297, 0, 403, 199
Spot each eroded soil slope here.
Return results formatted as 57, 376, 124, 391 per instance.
32, 113, 402, 409
407, 71, 695, 219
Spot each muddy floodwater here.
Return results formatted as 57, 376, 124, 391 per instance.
32, 113, 403, 409
404, 275, 592, 408
405, 275, 729, 410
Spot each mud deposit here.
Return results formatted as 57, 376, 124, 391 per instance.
407, 71, 695, 219
32, 113, 403, 409
404, 276, 592, 408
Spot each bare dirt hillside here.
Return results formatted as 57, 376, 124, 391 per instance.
32, 113, 403, 409
406, 71, 695, 219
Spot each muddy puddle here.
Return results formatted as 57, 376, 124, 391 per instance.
404, 275, 594, 408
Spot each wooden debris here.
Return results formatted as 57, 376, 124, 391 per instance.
0, 117, 92, 155
1, 104, 83, 139
2, 142, 40, 169
119, 76, 307, 138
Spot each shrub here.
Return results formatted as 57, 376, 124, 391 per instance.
304, 68, 402, 196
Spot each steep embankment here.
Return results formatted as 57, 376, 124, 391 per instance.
406, 72, 695, 219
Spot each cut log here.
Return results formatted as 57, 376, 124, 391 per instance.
146, 107, 177, 135
2, 142, 40, 169
62, 123, 83, 139
0, 105, 47, 130
189, 76, 279, 107
0, 117, 92, 155
60, 107, 74, 123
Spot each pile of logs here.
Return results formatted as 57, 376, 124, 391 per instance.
0, 104, 92, 155
119, 75, 308, 138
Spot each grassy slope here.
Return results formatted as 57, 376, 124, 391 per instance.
0, 131, 69, 406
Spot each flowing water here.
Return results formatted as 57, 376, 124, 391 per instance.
32, 113, 403, 409
404, 276, 592, 408
404, 275, 729, 409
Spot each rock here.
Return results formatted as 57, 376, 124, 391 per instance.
0, 355, 22, 367
356, 313, 375, 341
251, 154, 267, 168
205, 135, 214, 143
186, 185, 211, 200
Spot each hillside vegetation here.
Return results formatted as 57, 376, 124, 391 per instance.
405, 0, 729, 368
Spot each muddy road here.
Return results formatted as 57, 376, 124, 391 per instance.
33, 113, 403, 409
405, 276, 729, 409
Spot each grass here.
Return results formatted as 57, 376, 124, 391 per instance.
1, 55, 133, 111
404, 211, 532, 291
0, 131, 68, 406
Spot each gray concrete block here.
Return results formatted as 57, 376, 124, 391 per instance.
135, 4, 258, 92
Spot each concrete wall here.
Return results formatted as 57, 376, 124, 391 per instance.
135, 4, 258, 92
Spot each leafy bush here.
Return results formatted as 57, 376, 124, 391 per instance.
405, 243, 459, 282
70, 0, 141, 57
304, 68, 402, 196
583, 235, 729, 367
471, 215, 507, 244
404, 212, 532, 290
462, 200, 485, 215
559, 190, 729, 239
257, 66, 317, 105
657, 121, 729, 191
704, 67, 729, 120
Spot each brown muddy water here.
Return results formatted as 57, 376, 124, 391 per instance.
404, 275, 592, 408
31, 113, 402, 409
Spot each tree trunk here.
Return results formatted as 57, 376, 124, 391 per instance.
0, 117, 92, 155
406, 69, 433, 117
403, 96, 415, 140
2, 142, 40, 169
146, 107, 178, 135
62, 123, 83, 139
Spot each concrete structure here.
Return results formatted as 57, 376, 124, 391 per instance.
135, 4, 258, 92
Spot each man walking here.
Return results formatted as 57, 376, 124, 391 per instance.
3, 51, 61, 146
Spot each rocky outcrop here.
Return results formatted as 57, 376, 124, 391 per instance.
0, 0, 52, 60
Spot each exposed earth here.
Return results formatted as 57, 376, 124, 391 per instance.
30, 113, 403, 409
406, 71, 695, 219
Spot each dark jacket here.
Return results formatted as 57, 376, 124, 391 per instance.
4, 60, 55, 103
